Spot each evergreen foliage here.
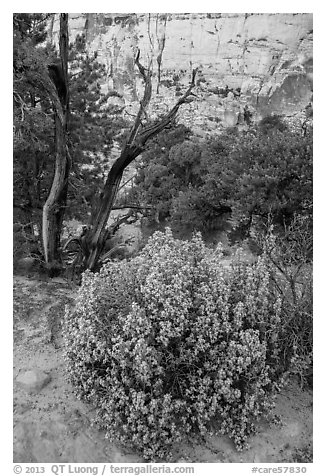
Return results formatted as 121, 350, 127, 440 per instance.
13, 14, 57, 261
67, 34, 129, 221
132, 119, 312, 237
13, 19, 127, 262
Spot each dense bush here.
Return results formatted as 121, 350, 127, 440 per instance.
133, 121, 312, 236
131, 124, 193, 224
64, 228, 286, 460
228, 126, 312, 228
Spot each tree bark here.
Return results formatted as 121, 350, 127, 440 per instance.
83, 53, 197, 271
42, 14, 70, 273
84, 146, 144, 270
42, 114, 69, 266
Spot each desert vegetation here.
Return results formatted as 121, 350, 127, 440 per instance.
13, 13, 313, 463
62, 223, 312, 460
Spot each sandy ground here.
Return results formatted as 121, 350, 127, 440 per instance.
13, 275, 313, 463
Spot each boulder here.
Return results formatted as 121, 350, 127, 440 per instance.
16, 370, 51, 394
223, 109, 239, 127
15, 257, 36, 272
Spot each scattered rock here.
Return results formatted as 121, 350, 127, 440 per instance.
16, 370, 51, 394
51, 277, 68, 284
223, 109, 239, 127
253, 454, 262, 463
13, 276, 313, 463
16, 257, 37, 272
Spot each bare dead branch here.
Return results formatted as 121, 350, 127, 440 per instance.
112, 204, 153, 211
137, 68, 198, 145
13, 91, 27, 121
156, 14, 167, 93
135, 49, 147, 80
82, 55, 198, 271
147, 14, 154, 50
107, 209, 139, 236
118, 175, 136, 191
124, 109, 138, 119
136, 50, 153, 113
125, 50, 153, 147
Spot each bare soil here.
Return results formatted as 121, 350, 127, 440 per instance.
13, 275, 313, 463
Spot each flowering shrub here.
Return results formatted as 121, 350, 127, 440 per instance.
63, 228, 283, 460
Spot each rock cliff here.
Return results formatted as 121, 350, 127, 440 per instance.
49, 13, 313, 133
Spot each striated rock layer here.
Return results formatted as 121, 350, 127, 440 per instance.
49, 13, 313, 133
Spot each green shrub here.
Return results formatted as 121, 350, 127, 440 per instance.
132, 123, 312, 236
63, 228, 284, 460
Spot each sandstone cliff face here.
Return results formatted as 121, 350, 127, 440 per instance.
49, 13, 313, 133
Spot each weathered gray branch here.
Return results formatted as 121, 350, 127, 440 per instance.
83, 51, 197, 270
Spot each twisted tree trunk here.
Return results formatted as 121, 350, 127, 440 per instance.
42, 14, 70, 274
83, 52, 197, 271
